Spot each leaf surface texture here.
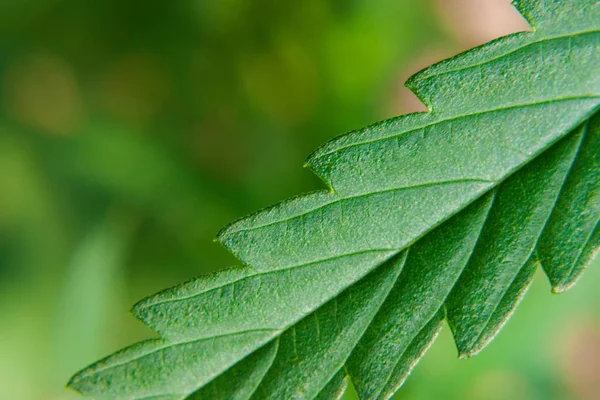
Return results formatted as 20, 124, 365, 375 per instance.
69, 1, 600, 399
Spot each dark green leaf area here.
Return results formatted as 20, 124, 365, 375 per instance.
537, 113, 600, 292
446, 123, 586, 357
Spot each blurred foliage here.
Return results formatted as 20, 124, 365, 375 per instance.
0, 1, 598, 399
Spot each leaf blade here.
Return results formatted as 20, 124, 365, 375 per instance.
68, 1, 600, 398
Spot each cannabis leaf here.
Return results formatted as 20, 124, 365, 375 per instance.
68, 0, 600, 399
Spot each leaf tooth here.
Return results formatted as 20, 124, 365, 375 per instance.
511, 0, 539, 30
455, 256, 538, 359
131, 266, 254, 317
548, 223, 600, 294
68, 331, 278, 400
537, 116, 600, 293
376, 309, 446, 400
403, 74, 433, 114
513, 0, 600, 33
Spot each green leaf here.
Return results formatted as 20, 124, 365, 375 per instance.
68, 0, 600, 398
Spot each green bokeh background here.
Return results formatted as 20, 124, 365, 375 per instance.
0, 1, 598, 399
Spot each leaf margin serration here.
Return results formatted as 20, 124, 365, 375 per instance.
67, 1, 600, 399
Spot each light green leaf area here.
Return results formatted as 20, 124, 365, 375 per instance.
68, 0, 600, 399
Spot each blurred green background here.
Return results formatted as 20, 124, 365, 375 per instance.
0, 1, 598, 399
